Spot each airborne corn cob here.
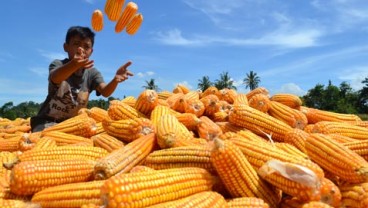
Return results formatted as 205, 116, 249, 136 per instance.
144, 145, 215, 173
31, 180, 105, 208
229, 104, 293, 142
126, 13, 143, 35
305, 133, 368, 183
94, 133, 156, 180
104, 0, 125, 21
210, 138, 279, 208
145, 191, 227, 208
115, 1, 138, 33
91, 132, 124, 152
91, 9, 103, 32
227, 197, 270, 208
10, 159, 96, 195
100, 167, 215, 208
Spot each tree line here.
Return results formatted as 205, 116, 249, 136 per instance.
1, 71, 368, 120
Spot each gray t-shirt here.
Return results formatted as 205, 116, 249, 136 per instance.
34, 58, 104, 122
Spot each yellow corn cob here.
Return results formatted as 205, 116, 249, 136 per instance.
327, 133, 357, 143
121, 95, 136, 108
196, 116, 223, 141
40, 131, 93, 146
173, 84, 191, 94
245, 87, 269, 100
284, 128, 309, 154
0, 136, 21, 152
10, 159, 96, 195
94, 122, 104, 135
41, 114, 97, 138
305, 133, 368, 183
215, 100, 232, 114
347, 120, 368, 128
0, 199, 27, 208
17, 132, 41, 152
107, 100, 147, 120
218, 131, 238, 140
134, 89, 158, 116
129, 165, 154, 173
174, 112, 201, 131
32, 137, 57, 150
126, 13, 143, 35
300, 106, 361, 124
303, 124, 315, 133
102, 117, 154, 143
18, 145, 108, 162
157, 99, 170, 107
91, 132, 124, 152
200, 86, 219, 98
268, 101, 308, 129
215, 121, 248, 133
81, 203, 100, 208
31, 180, 105, 208
184, 98, 205, 117
312, 121, 368, 140
270, 93, 303, 109
94, 133, 156, 180
84, 107, 109, 123
200, 94, 219, 117
343, 139, 368, 161
115, 1, 138, 33
167, 92, 187, 113
248, 93, 271, 113
233, 93, 249, 107
229, 104, 293, 142
210, 138, 279, 207
100, 167, 215, 208
339, 182, 368, 208
216, 88, 237, 104
318, 177, 342, 207
212, 111, 229, 122
144, 145, 215, 173
104, 0, 125, 21
146, 191, 227, 208
91, 9, 103, 32
150, 105, 171, 128
236, 129, 270, 143
274, 142, 309, 159
157, 90, 173, 100
183, 90, 200, 100
227, 197, 270, 208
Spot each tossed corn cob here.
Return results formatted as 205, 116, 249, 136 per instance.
10, 159, 96, 195
305, 133, 368, 183
146, 191, 227, 208
173, 84, 190, 94
144, 145, 215, 173
31, 180, 105, 208
100, 167, 215, 208
210, 138, 279, 207
94, 133, 156, 180
115, 1, 138, 33
126, 13, 143, 35
104, 0, 125, 21
91, 132, 124, 152
91, 9, 103, 32
157, 90, 173, 100
227, 197, 270, 208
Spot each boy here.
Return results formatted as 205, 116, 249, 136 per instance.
31, 26, 133, 132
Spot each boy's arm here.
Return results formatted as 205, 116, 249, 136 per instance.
97, 61, 134, 97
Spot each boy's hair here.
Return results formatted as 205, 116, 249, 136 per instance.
65, 26, 95, 46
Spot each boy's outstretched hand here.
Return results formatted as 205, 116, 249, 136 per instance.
115, 61, 134, 83
72, 47, 94, 70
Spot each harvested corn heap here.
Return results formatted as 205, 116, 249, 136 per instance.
2, 86, 368, 208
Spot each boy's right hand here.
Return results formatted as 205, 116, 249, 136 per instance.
72, 47, 94, 70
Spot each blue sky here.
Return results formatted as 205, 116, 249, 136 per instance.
1, 0, 368, 106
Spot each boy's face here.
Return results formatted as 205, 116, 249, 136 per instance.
63, 35, 93, 59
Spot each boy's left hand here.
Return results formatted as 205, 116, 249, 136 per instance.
115, 61, 134, 83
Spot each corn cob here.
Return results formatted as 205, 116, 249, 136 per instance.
245, 87, 269, 100
248, 93, 271, 113
167, 92, 187, 113
312, 121, 368, 140
343, 139, 368, 161
216, 88, 237, 104
184, 98, 205, 117
121, 95, 136, 107
303, 124, 315, 133
91, 132, 124, 152
305, 133, 368, 183
174, 112, 201, 131
157, 90, 173, 100
134, 89, 158, 116
197, 116, 223, 141
102, 117, 155, 143
144, 145, 215, 173
300, 106, 361, 124
81, 204, 100, 208
115, 1, 138, 33
0, 136, 21, 152
173, 84, 190, 94
107, 100, 147, 120
200, 94, 219, 117
268, 101, 308, 129
94, 133, 156, 180
146, 191, 227, 208
318, 177, 341, 207
0, 199, 27, 208
126, 13, 143, 35
270, 93, 303, 109
1, 125, 31, 134
200, 86, 219, 98
104, 0, 125, 21
18, 145, 108, 162
183, 90, 200, 100
284, 128, 309, 154
327, 133, 357, 143
100, 167, 215, 208
215, 121, 248, 133
129, 165, 154, 173
32, 137, 57, 150
91, 9, 103, 32
212, 111, 229, 122
302, 202, 333, 208
274, 142, 308, 159
227, 197, 270, 208
229, 104, 293, 142
233, 93, 249, 107
150, 105, 171, 128
347, 120, 368, 128
157, 99, 170, 107
31, 180, 105, 208
94, 122, 105, 135
339, 182, 368, 208
215, 100, 232, 114
40, 131, 93, 146
10, 159, 96, 195
84, 107, 109, 122
17, 132, 41, 152
41, 114, 97, 138
210, 138, 279, 207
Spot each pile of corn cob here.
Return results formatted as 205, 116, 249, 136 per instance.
1, 85, 368, 208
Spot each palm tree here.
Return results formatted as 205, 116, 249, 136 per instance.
214, 71, 237, 90
142, 79, 160, 91
243, 70, 260, 90
197, 76, 213, 92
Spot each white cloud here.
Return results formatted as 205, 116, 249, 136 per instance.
82, 0, 96, 4
338, 66, 368, 90
272, 83, 307, 96
29, 67, 48, 77
136, 71, 156, 78
38, 49, 65, 62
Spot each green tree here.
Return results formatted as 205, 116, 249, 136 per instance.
322, 80, 340, 111
303, 84, 325, 109
358, 77, 368, 113
197, 76, 213, 92
214, 71, 237, 90
142, 79, 160, 91
243, 70, 260, 90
